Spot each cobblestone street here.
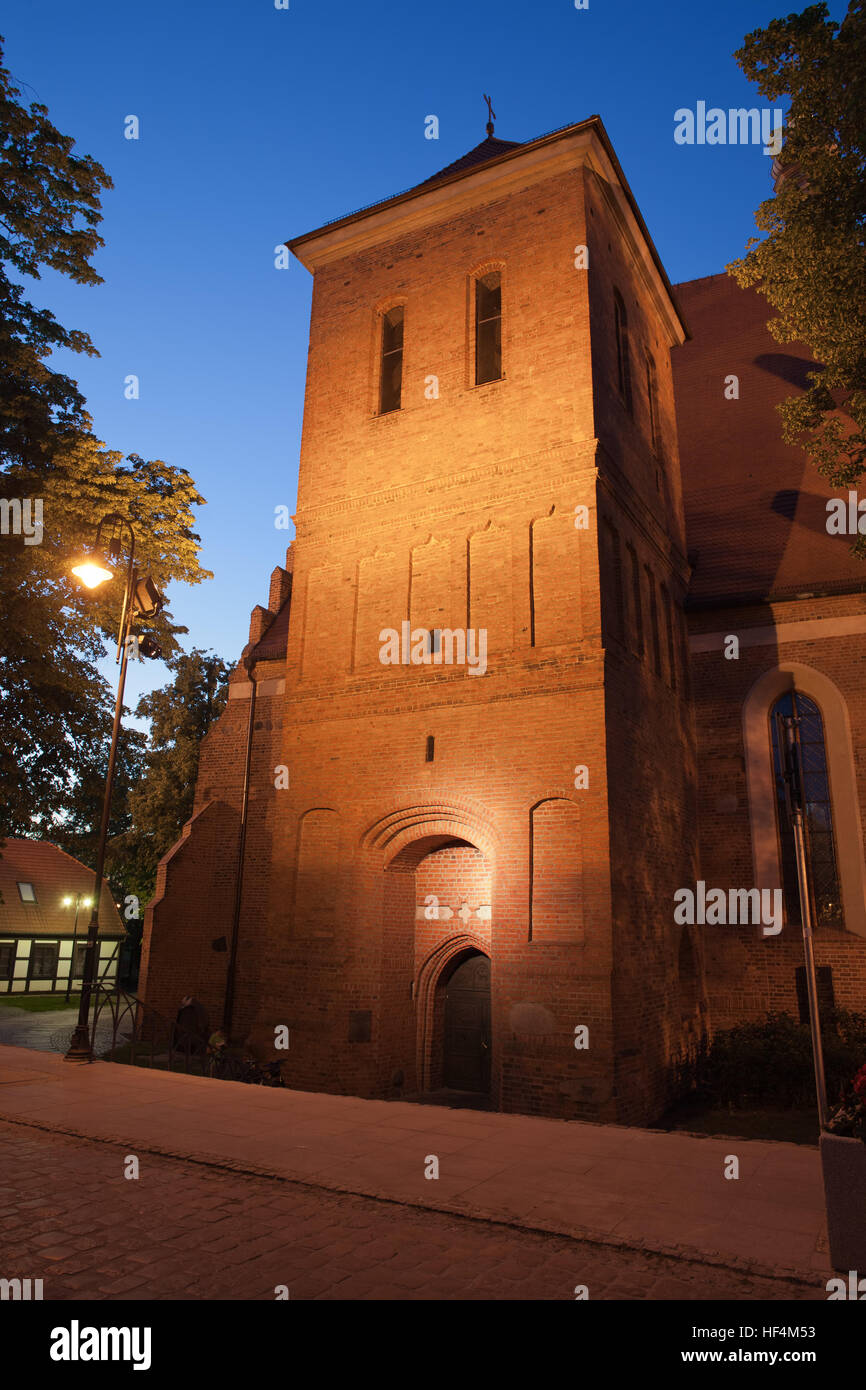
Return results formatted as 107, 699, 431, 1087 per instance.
0, 1120, 824, 1301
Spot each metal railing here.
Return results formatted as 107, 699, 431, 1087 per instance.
50, 985, 284, 1085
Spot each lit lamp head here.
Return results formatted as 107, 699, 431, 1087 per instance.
71, 552, 114, 590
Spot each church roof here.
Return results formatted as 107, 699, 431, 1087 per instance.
287, 124, 570, 252
412, 135, 523, 190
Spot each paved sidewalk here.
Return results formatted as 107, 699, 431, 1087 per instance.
0, 1044, 829, 1283
0, 1121, 823, 1301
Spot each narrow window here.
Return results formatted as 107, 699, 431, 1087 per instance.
795, 966, 835, 1024
645, 566, 661, 675
425, 735, 435, 762
646, 351, 661, 456
602, 521, 624, 644
770, 691, 843, 926
17, 882, 36, 903
660, 584, 677, 690
72, 942, 88, 978
678, 607, 692, 698
475, 272, 502, 384
613, 288, 632, 413
379, 306, 404, 414
627, 545, 643, 656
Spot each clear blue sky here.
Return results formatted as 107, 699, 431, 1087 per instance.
3, 0, 846, 713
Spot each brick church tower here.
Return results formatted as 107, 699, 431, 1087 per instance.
141, 116, 702, 1124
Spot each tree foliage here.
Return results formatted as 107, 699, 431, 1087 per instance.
727, 2, 866, 533
0, 34, 110, 460
0, 35, 213, 844
106, 650, 231, 903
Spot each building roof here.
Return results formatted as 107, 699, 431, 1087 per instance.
0, 839, 124, 938
413, 134, 523, 189
249, 595, 292, 664
673, 272, 866, 607
288, 129, 531, 249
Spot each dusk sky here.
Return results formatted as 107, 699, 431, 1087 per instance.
3, 0, 846, 711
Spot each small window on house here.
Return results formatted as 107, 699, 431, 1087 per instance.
613, 288, 632, 413
646, 352, 661, 456
0, 943, 14, 980
379, 306, 404, 414
17, 882, 36, 903
475, 271, 502, 384
425, 735, 435, 762
28, 943, 58, 981
428, 629, 441, 657
72, 942, 89, 978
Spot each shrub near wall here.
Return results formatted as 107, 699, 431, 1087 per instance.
673, 1011, 866, 1110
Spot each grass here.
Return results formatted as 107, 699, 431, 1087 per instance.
654, 1100, 820, 1146
0, 994, 79, 1013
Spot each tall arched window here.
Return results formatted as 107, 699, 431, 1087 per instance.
613, 287, 632, 414
645, 350, 661, 457
475, 271, 502, 384
379, 305, 404, 414
769, 690, 843, 925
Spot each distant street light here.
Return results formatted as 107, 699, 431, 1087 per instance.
64, 513, 165, 1063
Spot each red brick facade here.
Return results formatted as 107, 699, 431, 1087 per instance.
140, 119, 866, 1124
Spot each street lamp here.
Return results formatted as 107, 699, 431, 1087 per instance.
64, 513, 165, 1063
62, 893, 93, 1003
71, 557, 113, 589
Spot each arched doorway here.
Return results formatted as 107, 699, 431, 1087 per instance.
442, 950, 491, 1094
370, 807, 495, 1101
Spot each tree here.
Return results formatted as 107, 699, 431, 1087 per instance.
0, 35, 212, 841
106, 650, 231, 904
727, 2, 866, 546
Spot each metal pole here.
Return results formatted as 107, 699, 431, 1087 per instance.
778, 712, 829, 1128
65, 894, 80, 1004
65, 532, 136, 1064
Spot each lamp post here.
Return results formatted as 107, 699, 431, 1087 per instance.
64, 514, 164, 1064
776, 705, 829, 1128
62, 892, 92, 1003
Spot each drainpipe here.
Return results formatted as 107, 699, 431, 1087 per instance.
224, 655, 257, 1039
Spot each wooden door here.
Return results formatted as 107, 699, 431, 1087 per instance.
443, 953, 490, 1092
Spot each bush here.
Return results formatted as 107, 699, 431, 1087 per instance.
673, 1010, 866, 1110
